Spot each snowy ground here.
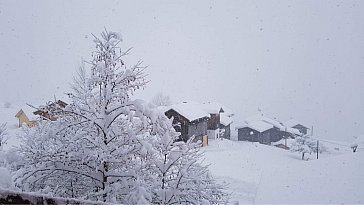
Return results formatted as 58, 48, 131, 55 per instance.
203, 139, 364, 204
1, 103, 364, 204
2, 131, 364, 204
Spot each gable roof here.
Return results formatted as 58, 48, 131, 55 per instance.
167, 102, 210, 122
245, 114, 285, 130
237, 120, 274, 132
14, 105, 37, 119
285, 119, 308, 129
261, 117, 285, 130
15, 109, 25, 118
164, 101, 234, 124
285, 126, 302, 135
243, 114, 302, 135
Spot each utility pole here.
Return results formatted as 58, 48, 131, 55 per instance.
311, 126, 314, 136
317, 140, 319, 159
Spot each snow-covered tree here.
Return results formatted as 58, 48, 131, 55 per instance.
290, 135, 317, 160
152, 92, 172, 106
0, 123, 8, 150
0, 167, 13, 189
15, 29, 227, 204
148, 135, 228, 204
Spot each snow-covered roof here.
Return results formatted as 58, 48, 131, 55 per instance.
236, 120, 274, 132
220, 113, 233, 126
245, 114, 285, 130
156, 105, 170, 113
247, 121, 274, 132
244, 114, 302, 135
164, 101, 234, 124
167, 102, 210, 122
201, 102, 234, 117
261, 117, 285, 131
286, 127, 302, 135
285, 119, 308, 128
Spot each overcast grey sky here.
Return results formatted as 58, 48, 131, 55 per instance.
0, 0, 363, 141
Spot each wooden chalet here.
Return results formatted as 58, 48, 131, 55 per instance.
237, 115, 301, 145
164, 102, 209, 144
14, 109, 37, 128
33, 100, 68, 121
237, 121, 281, 144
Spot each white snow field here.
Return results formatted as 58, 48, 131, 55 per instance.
203, 139, 364, 204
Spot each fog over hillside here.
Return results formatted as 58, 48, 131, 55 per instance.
1, 0, 363, 141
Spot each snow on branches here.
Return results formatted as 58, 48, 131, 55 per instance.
0, 123, 7, 150
15, 29, 228, 204
290, 135, 325, 160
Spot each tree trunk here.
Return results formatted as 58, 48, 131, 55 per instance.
102, 161, 108, 202
302, 152, 305, 160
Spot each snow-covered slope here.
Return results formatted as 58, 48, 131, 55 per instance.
203, 140, 364, 204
